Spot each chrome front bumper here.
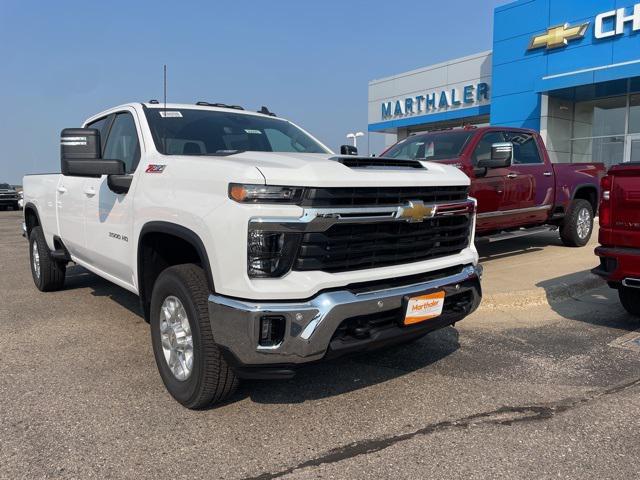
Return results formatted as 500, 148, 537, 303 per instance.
208, 264, 482, 369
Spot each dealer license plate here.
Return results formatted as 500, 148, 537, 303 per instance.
404, 291, 446, 325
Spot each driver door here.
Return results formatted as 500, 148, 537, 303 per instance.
469, 131, 509, 232
83, 110, 141, 288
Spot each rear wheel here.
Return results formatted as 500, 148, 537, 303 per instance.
619, 286, 640, 319
29, 226, 66, 291
560, 199, 593, 247
150, 264, 238, 409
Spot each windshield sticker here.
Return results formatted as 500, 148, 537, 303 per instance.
244, 129, 262, 134
159, 111, 183, 118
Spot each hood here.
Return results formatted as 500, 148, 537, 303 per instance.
226, 152, 470, 188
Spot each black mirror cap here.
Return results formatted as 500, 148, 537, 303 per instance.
62, 159, 125, 177
478, 142, 513, 169
107, 174, 133, 194
61, 128, 101, 161
340, 145, 358, 156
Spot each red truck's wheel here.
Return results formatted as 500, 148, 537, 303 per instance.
560, 199, 594, 247
28, 226, 66, 292
619, 286, 640, 318
150, 264, 238, 409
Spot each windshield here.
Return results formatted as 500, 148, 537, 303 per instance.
144, 108, 329, 156
0, 183, 12, 190
384, 131, 474, 161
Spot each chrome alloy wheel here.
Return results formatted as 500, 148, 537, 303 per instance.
576, 207, 591, 240
159, 296, 194, 381
32, 241, 40, 279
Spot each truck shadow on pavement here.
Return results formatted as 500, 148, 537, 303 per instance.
476, 232, 560, 263
536, 270, 639, 331
64, 265, 143, 318
239, 328, 460, 405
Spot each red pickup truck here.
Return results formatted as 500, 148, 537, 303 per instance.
593, 163, 640, 318
382, 127, 605, 246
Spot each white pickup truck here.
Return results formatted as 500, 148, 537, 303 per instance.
23, 101, 483, 408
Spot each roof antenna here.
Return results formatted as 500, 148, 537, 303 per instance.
163, 64, 167, 154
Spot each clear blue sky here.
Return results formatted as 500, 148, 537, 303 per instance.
0, 0, 506, 185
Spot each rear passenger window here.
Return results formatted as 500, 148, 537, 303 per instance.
103, 112, 141, 173
507, 133, 542, 164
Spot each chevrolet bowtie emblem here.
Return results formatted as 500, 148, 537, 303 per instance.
397, 200, 436, 223
528, 22, 589, 50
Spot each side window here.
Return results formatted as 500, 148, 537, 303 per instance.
506, 132, 542, 164
472, 132, 505, 165
86, 115, 111, 154
103, 112, 141, 173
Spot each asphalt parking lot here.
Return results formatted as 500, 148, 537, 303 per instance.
1, 210, 639, 480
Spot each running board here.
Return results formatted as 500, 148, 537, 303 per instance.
476, 225, 558, 244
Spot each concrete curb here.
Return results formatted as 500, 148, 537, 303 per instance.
479, 273, 605, 311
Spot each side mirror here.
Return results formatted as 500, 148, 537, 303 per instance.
60, 128, 125, 177
477, 142, 513, 169
340, 144, 358, 156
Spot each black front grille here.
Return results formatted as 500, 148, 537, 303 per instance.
301, 186, 469, 208
294, 215, 471, 273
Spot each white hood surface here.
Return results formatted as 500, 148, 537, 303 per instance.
226, 152, 470, 188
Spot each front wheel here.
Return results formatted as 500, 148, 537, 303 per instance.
150, 264, 238, 409
560, 199, 594, 247
619, 286, 640, 319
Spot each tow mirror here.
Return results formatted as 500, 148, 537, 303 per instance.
60, 128, 125, 177
340, 144, 358, 156
477, 142, 513, 169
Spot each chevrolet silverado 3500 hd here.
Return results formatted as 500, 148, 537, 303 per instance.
24, 102, 482, 408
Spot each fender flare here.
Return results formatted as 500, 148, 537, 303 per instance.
23, 202, 42, 236
570, 183, 599, 211
137, 221, 215, 294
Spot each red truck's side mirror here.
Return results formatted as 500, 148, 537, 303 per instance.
477, 142, 513, 169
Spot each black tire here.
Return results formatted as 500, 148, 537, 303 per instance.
560, 199, 594, 247
150, 264, 238, 409
619, 286, 640, 319
29, 226, 66, 291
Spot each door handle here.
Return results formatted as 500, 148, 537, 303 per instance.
507, 173, 518, 179
84, 186, 96, 197
57, 186, 67, 194
543, 172, 553, 177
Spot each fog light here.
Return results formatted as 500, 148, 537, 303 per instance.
259, 315, 286, 347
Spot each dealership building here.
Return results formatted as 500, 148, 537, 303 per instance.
368, 0, 640, 167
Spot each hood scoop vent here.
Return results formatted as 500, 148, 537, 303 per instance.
332, 156, 425, 170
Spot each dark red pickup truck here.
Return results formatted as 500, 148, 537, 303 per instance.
382, 127, 606, 246
593, 163, 640, 318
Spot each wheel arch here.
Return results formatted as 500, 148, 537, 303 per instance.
571, 184, 599, 214
23, 202, 42, 238
137, 221, 214, 322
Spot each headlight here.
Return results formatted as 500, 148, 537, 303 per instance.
229, 183, 304, 204
248, 231, 301, 278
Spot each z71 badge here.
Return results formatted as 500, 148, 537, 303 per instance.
145, 164, 166, 173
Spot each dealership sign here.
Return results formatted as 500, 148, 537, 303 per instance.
381, 82, 490, 120
529, 3, 640, 50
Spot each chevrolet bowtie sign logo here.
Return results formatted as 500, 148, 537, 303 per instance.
528, 22, 589, 50
397, 200, 436, 223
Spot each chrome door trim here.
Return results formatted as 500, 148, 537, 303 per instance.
477, 204, 552, 219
